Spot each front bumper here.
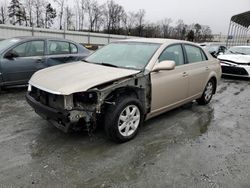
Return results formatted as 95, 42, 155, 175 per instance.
220, 62, 250, 77
26, 93, 72, 132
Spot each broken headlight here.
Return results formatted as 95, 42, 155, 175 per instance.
73, 92, 98, 104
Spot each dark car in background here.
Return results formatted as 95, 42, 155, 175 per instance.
0, 37, 90, 90
204, 45, 227, 58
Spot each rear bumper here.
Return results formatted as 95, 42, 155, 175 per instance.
26, 93, 71, 132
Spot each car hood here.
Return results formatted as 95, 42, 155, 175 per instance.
218, 54, 250, 64
29, 62, 140, 95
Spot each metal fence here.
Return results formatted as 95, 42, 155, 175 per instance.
0, 24, 138, 45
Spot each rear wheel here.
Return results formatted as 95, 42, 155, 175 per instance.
104, 95, 144, 143
197, 79, 215, 105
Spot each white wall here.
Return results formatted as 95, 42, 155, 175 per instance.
0, 24, 138, 45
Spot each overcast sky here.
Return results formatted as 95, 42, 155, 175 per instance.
94, 0, 250, 34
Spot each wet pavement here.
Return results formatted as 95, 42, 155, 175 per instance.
0, 78, 250, 188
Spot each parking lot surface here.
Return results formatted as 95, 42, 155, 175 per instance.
0, 78, 250, 188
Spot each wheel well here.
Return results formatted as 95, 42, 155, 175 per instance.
210, 76, 217, 94
105, 87, 141, 101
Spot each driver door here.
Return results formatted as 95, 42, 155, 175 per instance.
1, 40, 46, 85
150, 44, 189, 115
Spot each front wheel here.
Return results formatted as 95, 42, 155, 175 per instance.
104, 96, 144, 143
197, 79, 215, 105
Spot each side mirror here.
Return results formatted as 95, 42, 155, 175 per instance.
152, 60, 175, 72
4, 51, 19, 59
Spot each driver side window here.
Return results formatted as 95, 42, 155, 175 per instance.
159, 45, 184, 66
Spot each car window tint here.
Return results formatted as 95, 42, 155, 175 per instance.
27, 41, 44, 56
48, 41, 70, 55
70, 43, 78, 53
159, 45, 184, 66
12, 42, 27, 57
184, 45, 204, 63
11, 41, 44, 57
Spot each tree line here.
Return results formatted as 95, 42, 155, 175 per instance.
0, 0, 213, 42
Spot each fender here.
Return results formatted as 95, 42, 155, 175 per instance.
203, 71, 219, 94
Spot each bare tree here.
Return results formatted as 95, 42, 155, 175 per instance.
93, 4, 103, 32
103, 0, 124, 34
74, 0, 85, 30
74, 0, 79, 30
54, 0, 66, 30
33, 0, 45, 27
135, 9, 145, 36
79, 0, 85, 30
201, 25, 213, 42
24, 0, 33, 26
85, 0, 95, 32
0, 1, 8, 24
21, 6, 28, 26
122, 11, 136, 35
161, 18, 172, 38
85, 0, 103, 32
175, 19, 186, 39
194, 23, 202, 41
65, 6, 74, 30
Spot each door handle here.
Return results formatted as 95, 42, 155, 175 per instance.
182, 72, 188, 77
206, 67, 210, 71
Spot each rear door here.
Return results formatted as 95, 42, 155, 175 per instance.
183, 44, 210, 97
1, 40, 46, 85
46, 40, 81, 66
151, 44, 189, 113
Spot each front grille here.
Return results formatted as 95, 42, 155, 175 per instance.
30, 86, 65, 109
221, 66, 249, 76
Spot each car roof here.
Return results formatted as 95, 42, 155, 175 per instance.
115, 38, 199, 46
11, 36, 77, 43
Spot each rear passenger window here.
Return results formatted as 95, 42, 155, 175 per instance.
70, 43, 78, 53
159, 45, 184, 66
184, 45, 206, 63
48, 41, 70, 55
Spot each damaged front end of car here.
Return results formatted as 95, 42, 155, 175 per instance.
26, 72, 150, 133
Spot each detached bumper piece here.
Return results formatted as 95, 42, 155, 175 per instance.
221, 65, 249, 77
26, 93, 71, 132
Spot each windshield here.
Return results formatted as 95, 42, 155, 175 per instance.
0, 38, 21, 52
85, 42, 160, 70
204, 45, 219, 52
225, 47, 250, 55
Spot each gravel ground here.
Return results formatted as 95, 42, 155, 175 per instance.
0, 78, 250, 188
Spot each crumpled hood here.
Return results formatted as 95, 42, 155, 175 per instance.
218, 54, 250, 64
29, 61, 140, 95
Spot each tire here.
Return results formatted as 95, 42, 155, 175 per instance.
104, 95, 144, 143
197, 79, 215, 105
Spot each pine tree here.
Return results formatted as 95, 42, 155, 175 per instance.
8, 0, 25, 25
45, 3, 56, 28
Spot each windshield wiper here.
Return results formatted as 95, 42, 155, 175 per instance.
235, 51, 246, 55
100, 63, 118, 68
82, 59, 89, 63
229, 51, 245, 55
